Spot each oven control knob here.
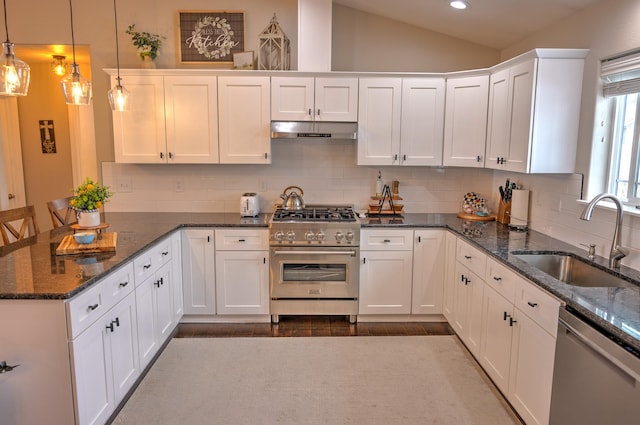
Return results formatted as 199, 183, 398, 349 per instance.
274, 231, 285, 241
335, 231, 344, 242
345, 231, 355, 242
305, 231, 315, 241
316, 231, 326, 241
286, 231, 296, 241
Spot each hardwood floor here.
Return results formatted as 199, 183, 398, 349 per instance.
175, 315, 453, 338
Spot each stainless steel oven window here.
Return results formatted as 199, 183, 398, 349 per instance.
282, 263, 347, 282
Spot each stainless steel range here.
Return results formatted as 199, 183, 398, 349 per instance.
269, 205, 360, 323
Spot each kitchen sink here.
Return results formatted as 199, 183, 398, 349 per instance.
512, 252, 637, 288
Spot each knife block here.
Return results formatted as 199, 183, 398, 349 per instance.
497, 200, 511, 224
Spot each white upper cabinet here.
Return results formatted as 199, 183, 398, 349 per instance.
400, 78, 446, 166
443, 74, 489, 167
164, 75, 219, 163
112, 74, 218, 164
271, 76, 358, 122
111, 74, 167, 164
357, 78, 402, 165
485, 50, 587, 173
218, 76, 271, 164
358, 77, 445, 166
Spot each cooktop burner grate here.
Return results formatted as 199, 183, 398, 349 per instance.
272, 206, 357, 222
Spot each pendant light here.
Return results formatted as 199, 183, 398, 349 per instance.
51, 55, 67, 76
0, 0, 30, 96
61, 0, 91, 105
107, 0, 129, 111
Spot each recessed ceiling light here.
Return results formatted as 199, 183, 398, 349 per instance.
450, 0, 470, 10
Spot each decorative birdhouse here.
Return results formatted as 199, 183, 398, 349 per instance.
258, 13, 290, 71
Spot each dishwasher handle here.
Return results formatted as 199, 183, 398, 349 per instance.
559, 313, 640, 383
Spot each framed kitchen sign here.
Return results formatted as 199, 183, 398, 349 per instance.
178, 11, 245, 64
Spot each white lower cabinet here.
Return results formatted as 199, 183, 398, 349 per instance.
181, 229, 216, 315
215, 229, 269, 315
135, 261, 175, 369
442, 231, 457, 322
411, 230, 445, 314
451, 239, 486, 356
359, 229, 414, 315
70, 290, 139, 425
480, 257, 560, 425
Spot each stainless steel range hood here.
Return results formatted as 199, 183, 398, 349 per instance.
271, 121, 358, 140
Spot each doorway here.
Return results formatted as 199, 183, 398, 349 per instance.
0, 44, 96, 232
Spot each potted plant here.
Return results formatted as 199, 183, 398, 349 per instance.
126, 24, 164, 65
70, 178, 113, 227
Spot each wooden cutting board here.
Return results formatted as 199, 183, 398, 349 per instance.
457, 212, 496, 222
56, 232, 117, 255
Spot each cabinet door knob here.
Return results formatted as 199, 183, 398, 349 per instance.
7, 193, 15, 200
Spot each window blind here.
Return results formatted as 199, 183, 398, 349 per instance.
602, 50, 640, 97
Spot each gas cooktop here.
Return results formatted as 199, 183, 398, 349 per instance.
271, 205, 357, 222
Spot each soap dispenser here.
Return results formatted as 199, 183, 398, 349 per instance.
375, 171, 383, 196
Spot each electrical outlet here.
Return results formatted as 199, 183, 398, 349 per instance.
260, 181, 267, 192
116, 178, 132, 193
175, 179, 184, 192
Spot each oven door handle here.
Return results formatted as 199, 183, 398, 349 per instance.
272, 250, 358, 257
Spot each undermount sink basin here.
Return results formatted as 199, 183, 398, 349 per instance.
512, 252, 637, 288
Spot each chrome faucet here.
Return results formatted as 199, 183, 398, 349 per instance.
580, 193, 627, 268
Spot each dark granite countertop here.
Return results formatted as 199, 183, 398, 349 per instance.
2, 211, 638, 353
0, 212, 269, 300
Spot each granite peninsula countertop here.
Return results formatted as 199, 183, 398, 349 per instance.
1, 211, 639, 353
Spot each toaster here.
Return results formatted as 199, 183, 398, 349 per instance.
240, 193, 260, 217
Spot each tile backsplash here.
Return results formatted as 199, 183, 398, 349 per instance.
102, 141, 640, 270
102, 140, 495, 215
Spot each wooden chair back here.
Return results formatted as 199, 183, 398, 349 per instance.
46, 196, 77, 228
0, 205, 40, 245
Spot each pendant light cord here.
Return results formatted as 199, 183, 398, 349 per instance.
68, 0, 77, 65
3, 0, 10, 43
113, 0, 121, 83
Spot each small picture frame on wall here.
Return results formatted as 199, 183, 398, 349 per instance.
233, 51, 254, 69
178, 10, 245, 64
39, 120, 56, 154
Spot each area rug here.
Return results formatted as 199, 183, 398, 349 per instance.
112, 336, 521, 425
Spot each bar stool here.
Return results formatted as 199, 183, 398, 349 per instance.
46, 196, 77, 228
0, 205, 40, 246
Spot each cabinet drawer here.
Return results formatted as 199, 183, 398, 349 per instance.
485, 257, 519, 304
215, 228, 268, 250
66, 283, 105, 340
66, 262, 134, 339
515, 280, 561, 337
361, 229, 413, 250
456, 239, 486, 277
133, 237, 172, 285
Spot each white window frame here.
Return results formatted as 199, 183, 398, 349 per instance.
602, 50, 640, 205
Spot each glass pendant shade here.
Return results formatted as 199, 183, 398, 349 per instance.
61, 63, 92, 105
51, 55, 67, 76
0, 42, 29, 96
108, 79, 129, 111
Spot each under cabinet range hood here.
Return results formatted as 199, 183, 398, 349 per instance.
271, 121, 358, 140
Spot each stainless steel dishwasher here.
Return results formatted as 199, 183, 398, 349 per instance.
549, 307, 640, 424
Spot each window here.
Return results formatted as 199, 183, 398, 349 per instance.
602, 51, 640, 203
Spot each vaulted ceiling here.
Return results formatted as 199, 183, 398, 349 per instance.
333, 0, 603, 49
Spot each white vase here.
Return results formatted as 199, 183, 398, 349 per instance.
77, 210, 100, 228
141, 56, 156, 69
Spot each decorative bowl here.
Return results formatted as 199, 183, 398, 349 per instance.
74, 232, 95, 244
